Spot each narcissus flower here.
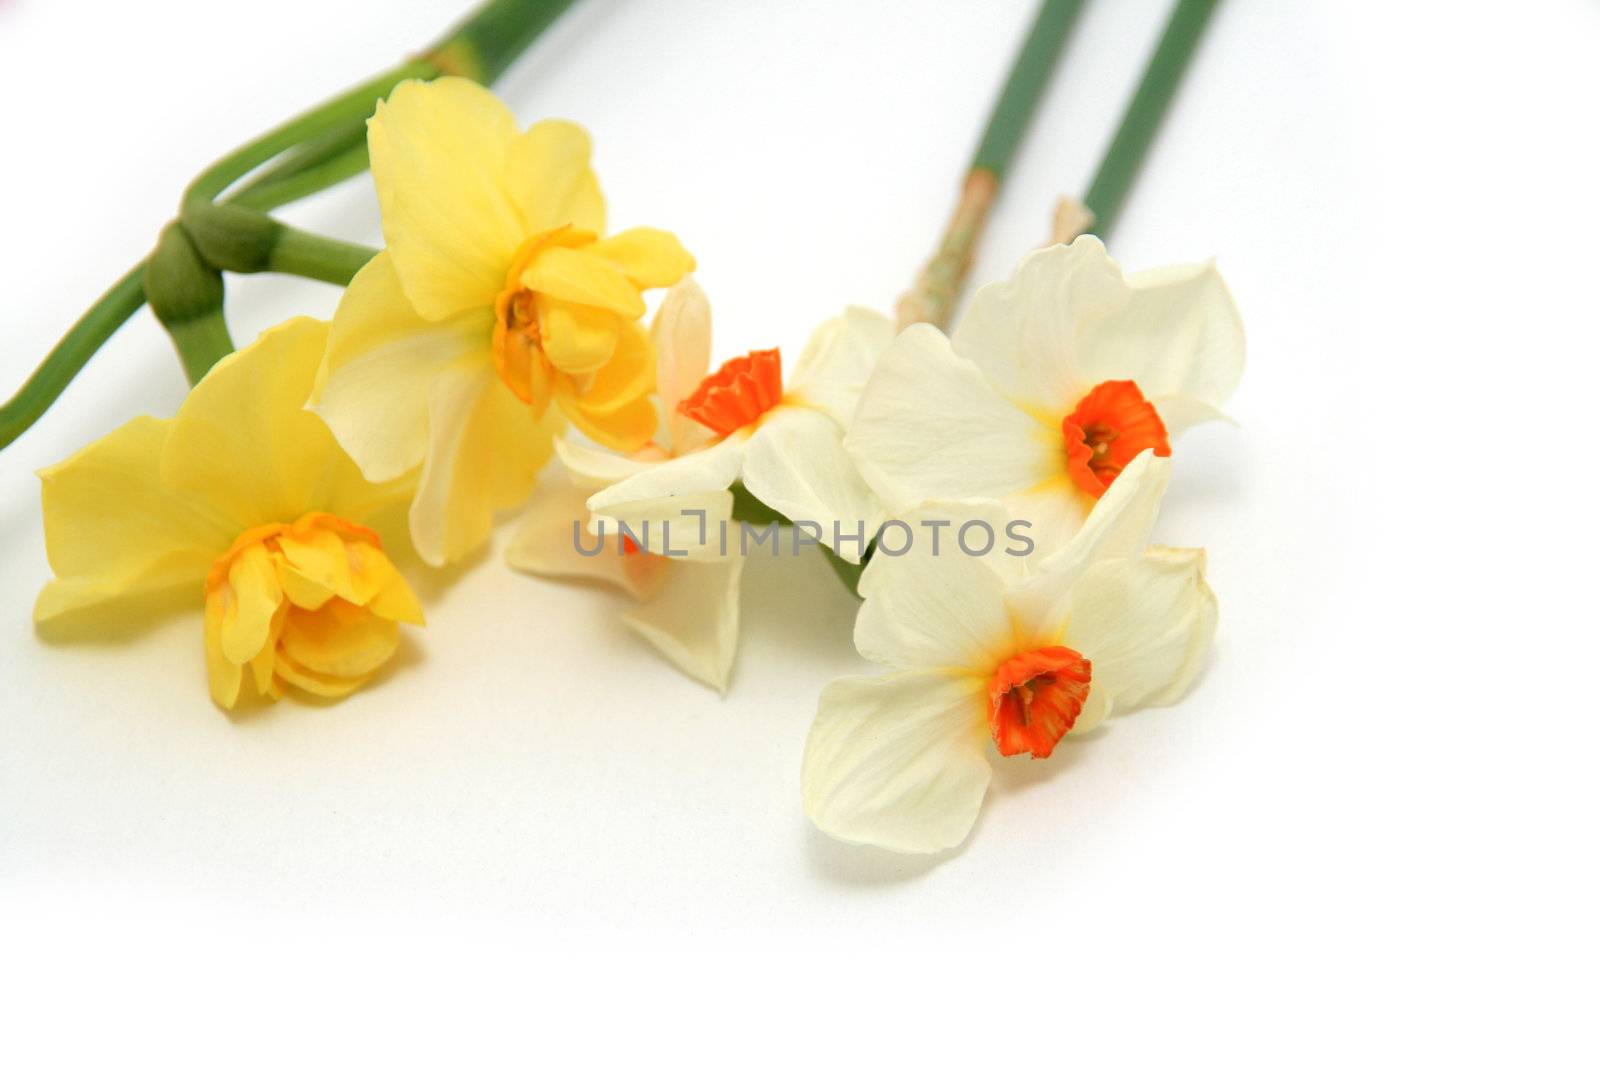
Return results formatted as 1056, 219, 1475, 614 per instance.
801, 453, 1215, 854
846, 236, 1243, 559
310, 77, 694, 566
35, 319, 423, 710
509, 279, 745, 691
584, 306, 893, 562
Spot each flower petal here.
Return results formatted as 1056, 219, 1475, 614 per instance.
950, 236, 1129, 411
587, 228, 695, 289
785, 306, 895, 426
553, 435, 655, 489
368, 77, 525, 320
538, 298, 623, 375
313, 252, 491, 484
166, 318, 399, 529
740, 408, 882, 562
34, 416, 230, 621
621, 555, 745, 692
507, 474, 664, 599
649, 277, 712, 439
409, 361, 557, 566
1067, 546, 1217, 711
802, 670, 991, 854
506, 119, 605, 234
854, 502, 1015, 673
844, 324, 1058, 514
586, 435, 749, 517
524, 248, 644, 318
1076, 259, 1245, 411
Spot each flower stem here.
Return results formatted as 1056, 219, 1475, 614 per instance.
898, 0, 1088, 329
0, 265, 147, 450
1081, 0, 1221, 240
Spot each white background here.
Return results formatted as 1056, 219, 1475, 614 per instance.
2, 0, 1596, 1060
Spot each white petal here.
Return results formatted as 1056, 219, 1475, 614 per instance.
312, 252, 490, 483
740, 408, 883, 562
855, 502, 1015, 673
1005, 452, 1171, 646
621, 555, 745, 692
1067, 546, 1217, 711
553, 435, 655, 490
650, 277, 713, 449
587, 489, 735, 561
506, 476, 662, 599
785, 307, 896, 425
950, 236, 1129, 411
1076, 259, 1245, 411
1152, 394, 1236, 437
844, 324, 1058, 515
1072, 686, 1114, 735
586, 435, 748, 514
802, 670, 991, 854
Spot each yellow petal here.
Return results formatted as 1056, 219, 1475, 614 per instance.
204, 590, 244, 709
165, 318, 400, 529
348, 542, 426, 624
559, 392, 657, 453
409, 361, 559, 566
588, 228, 695, 289
34, 415, 228, 622
538, 298, 622, 375
219, 542, 283, 665
275, 525, 356, 603
523, 247, 644, 317
506, 119, 606, 234
314, 251, 493, 484
571, 321, 655, 416
279, 599, 401, 679
369, 77, 525, 320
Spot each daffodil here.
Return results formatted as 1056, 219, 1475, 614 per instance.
508, 279, 745, 691
801, 453, 1215, 854
583, 305, 893, 562
35, 319, 424, 710
846, 236, 1244, 559
310, 77, 695, 566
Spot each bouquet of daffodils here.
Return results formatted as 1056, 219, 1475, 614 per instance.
5, 0, 1239, 855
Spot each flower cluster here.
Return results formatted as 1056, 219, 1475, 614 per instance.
34, 78, 1244, 854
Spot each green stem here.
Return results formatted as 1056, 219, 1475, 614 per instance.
266, 228, 378, 286
970, 0, 1089, 177
0, 265, 147, 450
898, 0, 1089, 329
227, 123, 371, 212
428, 0, 580, 83
1082, 0, 1221, 240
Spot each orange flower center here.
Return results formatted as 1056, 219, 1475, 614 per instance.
1061, 380, 1171, 498
677, 348, 783, 436
491, 226, 590, 405
987, 646, 1093, 758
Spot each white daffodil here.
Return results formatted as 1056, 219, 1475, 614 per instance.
508, 279, 744, 691
801, 452, 1216, 854
846, 235, 1244, 560
584, 305, 893, 564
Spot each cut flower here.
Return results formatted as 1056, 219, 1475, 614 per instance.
801, 452, 1216, 854
311, 77, 694, 566
36, 318, 423, 710
584, 306, 894, 563
846, 236, 1243, 559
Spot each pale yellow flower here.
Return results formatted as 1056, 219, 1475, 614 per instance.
36, 319, 423, 710
311, 77, 694, 566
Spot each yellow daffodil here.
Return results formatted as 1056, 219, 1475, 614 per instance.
509, 279, 745, 691
311, 77, 694, 566
35, 319, 424, 711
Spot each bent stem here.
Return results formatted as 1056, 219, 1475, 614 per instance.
2, 0, 578, 451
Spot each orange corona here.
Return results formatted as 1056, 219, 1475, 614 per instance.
1062, 379, 1171, 498
988, 646, 1093, 758
677, 348, 783, 436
